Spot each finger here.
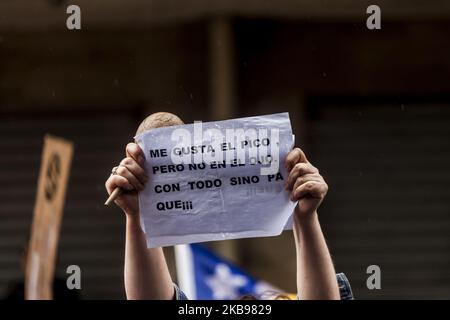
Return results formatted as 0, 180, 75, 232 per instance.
120, 157, 148, 184
126, 142, 145, 166
292, 173, 324, 192
116, 165, 144, 191
285, 147, 308, 172
291, 181, 328, 202
105, 174, 134, 194
285, 162, 318, 190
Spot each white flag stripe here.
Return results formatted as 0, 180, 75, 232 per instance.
174, 244, 197, 299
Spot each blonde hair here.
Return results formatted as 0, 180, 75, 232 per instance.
136, 112, 184, 135
240, 292, 295, 300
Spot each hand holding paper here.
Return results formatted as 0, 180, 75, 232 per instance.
105, 143, 148, 216
285, 147, 328, 220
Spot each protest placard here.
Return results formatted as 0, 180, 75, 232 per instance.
25, 135, 73, 300
135, 113, 296, 248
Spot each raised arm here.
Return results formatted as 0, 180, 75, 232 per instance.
285, 148, 340, 300
105, 143, 174, 300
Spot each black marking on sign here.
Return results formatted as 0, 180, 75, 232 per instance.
45, 153, 61, 201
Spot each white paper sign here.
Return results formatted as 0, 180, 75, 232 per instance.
135, 113, 296, 248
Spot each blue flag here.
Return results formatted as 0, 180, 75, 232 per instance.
175, 244, 281, 300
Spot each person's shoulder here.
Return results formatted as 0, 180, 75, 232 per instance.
336, 273, 354, 300
2, 278, 25, 300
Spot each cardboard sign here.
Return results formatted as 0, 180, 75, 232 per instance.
25, 135, 73, 300
135, 113, 296, 248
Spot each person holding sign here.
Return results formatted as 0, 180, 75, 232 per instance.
105, 113, 341, 300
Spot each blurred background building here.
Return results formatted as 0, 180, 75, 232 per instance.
1, 0, 450, 299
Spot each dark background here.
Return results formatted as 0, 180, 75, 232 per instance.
1, 0, 450, 299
